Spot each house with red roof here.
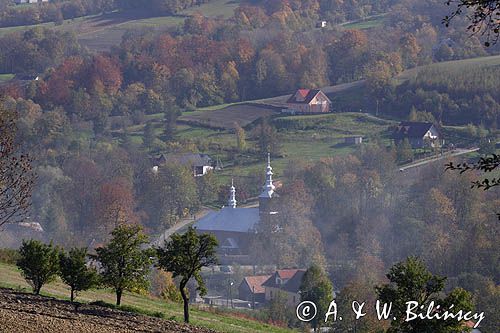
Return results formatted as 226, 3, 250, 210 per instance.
262, 269, 306, 306
285, 89, 331, 114
238, 275, 272, 304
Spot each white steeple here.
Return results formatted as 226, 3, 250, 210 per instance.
228, 179, 237, 208
259, 153, 275, 198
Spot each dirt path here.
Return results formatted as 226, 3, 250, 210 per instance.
0, 288, 216, 333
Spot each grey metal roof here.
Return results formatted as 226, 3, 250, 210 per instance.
194, 207, 260, 233
153, 153, 213, 167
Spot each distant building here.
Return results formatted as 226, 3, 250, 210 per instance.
194, 154, 278, 257
238, 275, 271, 304
15, 0, 48, 4
262, 269, 306, 306
392, 121, 441, 148
317, 21, 327, 28
344, 136, 363, 145
285, 89, 331, 114
14, 74, 40, 81
152, 153, 213, 177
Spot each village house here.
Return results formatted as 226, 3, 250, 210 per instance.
262, 269, 306, 306
194, 154, 278, 258
285, 89, 332, 114
392, 121, 441, 148
152, 153, 213, 177
15, 0, 48, 4
238, 275, 271, 305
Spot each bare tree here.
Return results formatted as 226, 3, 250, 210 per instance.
0, 103, 35, 228
444, 0, 500, 46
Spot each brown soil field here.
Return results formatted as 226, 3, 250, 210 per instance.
0, 288, 217, 333
178, 103, 281, 129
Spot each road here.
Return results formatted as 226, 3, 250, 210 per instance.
152, 207, 212, 246
398, 148, 479, 172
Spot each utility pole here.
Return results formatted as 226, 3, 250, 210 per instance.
252, 286, 255, 309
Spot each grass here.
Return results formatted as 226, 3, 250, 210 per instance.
0, 0, 241, 50
343, 15, 385, 30
341, 14, 387, 30
126, 111, 394, 184
0, 262, 293, 333
0, 73, 14, 82
395, 54, 500, 84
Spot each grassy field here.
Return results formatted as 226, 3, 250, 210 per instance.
0, 0, 241, 51
0, 73, 14, 82
0, 262, 293, 333
121, 111, 395, 184
341, 14, 387, 30
395, 54, 500, 84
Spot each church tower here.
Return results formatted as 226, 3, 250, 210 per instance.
228, 179, 237, 208
259, 153, 276, 217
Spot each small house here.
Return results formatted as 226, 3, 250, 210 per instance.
262, 269, 306, 306
152, 153, 213, 177
392, 122, 441, 148
317, 21, 327, 28
238, 275, 272, 304
285, 89, 331, 114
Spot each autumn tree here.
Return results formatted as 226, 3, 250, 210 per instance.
163, 102, 180, 141
17, 240, 60, 295
255, 120, 281, 156
95, 177, 137, 234
95, 224, 153, 306
377, 257, 475, 333
234, 122, 247, 152
140, 162, 199, 229
156, 227, 218, 323
59, 247, 99, 302
299, 265, 334, 331
0, 103, 35, 228
396, 139, 414, 163
143, 122, 156, 151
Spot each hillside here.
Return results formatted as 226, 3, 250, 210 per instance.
0, 287, 215, 333
0, 263, 292, 333
0, 0, 241, 51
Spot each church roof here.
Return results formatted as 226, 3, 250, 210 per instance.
194, 207, 260, 233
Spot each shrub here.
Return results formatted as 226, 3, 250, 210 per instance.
0, 248, 20, 265
16, 239, 59, 295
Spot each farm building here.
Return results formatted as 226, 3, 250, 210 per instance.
317, 21, 328, 28
152, 153, 213, 176
194, 154, 278, 257
392, 122, 441, 148
344, 136, 363, 145
238, 275, 272, 304
285, 89, 331, 114
262, 269, 306, 306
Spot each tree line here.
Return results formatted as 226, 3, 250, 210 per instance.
16, 224, 218, 323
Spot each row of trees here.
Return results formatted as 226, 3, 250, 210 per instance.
16, 224, 218, 323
